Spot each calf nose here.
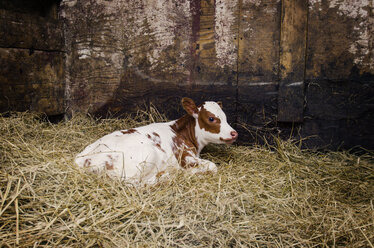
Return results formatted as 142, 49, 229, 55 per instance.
231, 131, 238, 139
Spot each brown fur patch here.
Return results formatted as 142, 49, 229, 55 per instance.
155, 143, 165, 153
83, 159, 91, 167
145, 133, 164, 152
181, 153, 198, 168
172, 136, 199, 168
156, 170, 165, 178
170, 115, 199, 148
198, 106, 221, 134
182, 97, 198, 115
105, 161, 114, 170
170, 115, 199, 169
121, 128, 137, 135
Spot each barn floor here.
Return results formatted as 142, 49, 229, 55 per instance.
1, 111, 373, 247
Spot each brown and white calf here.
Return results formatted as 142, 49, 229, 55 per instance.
75, 97, 238, 186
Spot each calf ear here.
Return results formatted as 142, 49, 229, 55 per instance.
217, 101, 223, 108
182, 97, 198, 116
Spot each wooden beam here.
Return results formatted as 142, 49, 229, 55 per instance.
277, 0, 308, 122
0, 9, 64, 52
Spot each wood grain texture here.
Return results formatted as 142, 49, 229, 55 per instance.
300, 0, 374, 149
277, 0, 307, 122
306, 0, 373, 80
0, 9, 64, 51
238, 0, 280, 83
0, 8, 65, 115
61, 0, 238, 120
0, 48, 65, 115
236, 0, 281, 142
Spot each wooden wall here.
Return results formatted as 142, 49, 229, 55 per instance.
1, 0, 373, 149
60, 0, 240, 122
303, 0, 374, 149
0, 1, 65, 116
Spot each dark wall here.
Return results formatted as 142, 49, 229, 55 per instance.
300, 0, 374, 149
0, 0, 65, 116
0, 0, 61, 18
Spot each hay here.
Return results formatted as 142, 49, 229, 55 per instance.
1, 111, 373, 247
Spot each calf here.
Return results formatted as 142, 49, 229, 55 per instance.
75, 97, 238, 186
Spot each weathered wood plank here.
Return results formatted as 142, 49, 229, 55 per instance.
300, 0, 374, 149
306, 0, 373, 79
0, 9, 64, 51
191, 0, 238, 88
108, 0, 238, 121
277, 0, 308, 122
236, 0, 281, 142
0, 0, 59, 19
62, 0, 238, 121
61, 0, 129, 114
238, 0, 280, 83
0, 48, 65, 115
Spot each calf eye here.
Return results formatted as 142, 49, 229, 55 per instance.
209, 117, 215, 122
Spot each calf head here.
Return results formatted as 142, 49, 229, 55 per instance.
182, 97, 238, 146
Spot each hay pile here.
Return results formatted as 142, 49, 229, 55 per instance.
1, 111, 373, 247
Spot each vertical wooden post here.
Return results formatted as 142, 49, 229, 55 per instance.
278, 0, 308, 122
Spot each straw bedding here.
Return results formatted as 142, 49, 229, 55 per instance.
1, 111, 373, 247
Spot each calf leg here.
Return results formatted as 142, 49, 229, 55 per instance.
184, 156, 218, 174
